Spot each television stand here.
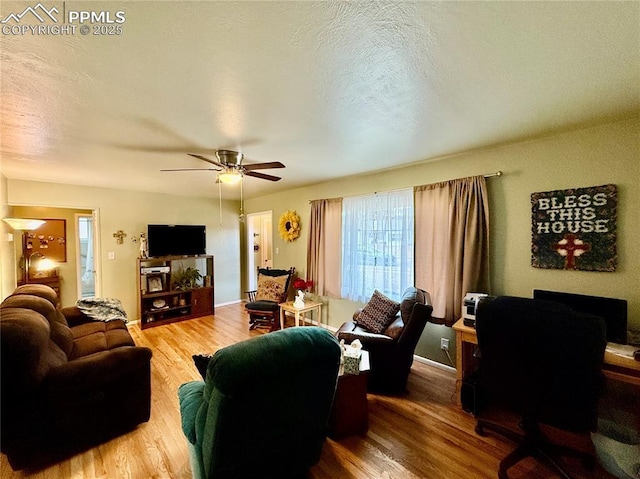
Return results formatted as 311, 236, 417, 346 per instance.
136, 255, 214, 329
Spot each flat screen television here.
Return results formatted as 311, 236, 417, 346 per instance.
147, 224, 206, 258
532, 289, 627, 344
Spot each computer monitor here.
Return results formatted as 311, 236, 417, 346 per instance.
532, 290, 627, 344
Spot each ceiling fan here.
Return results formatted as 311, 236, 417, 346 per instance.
161, 150, 285, 184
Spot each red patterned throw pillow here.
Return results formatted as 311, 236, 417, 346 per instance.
356, 290, 400, 334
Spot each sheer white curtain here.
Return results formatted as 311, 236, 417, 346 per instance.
341, 189, 414, 302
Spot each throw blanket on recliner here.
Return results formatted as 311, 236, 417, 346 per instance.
77, 297, 128, 323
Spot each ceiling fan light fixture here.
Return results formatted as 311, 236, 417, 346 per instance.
216, 149, 243, 166
218, 169, 242, 184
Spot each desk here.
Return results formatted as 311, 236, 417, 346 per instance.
279, 300, 322, 329
453, 318, 640, 404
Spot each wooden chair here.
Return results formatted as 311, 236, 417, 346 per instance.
245, 267, 295, 331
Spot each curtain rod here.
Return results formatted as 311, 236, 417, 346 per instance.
308, 171, 503, 203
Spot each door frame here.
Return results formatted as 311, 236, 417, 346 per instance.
245, 211, 273, 291
74, 210, 102, 298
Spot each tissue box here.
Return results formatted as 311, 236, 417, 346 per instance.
343, 348, 362, 375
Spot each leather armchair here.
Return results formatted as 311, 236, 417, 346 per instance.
337, 287, 433, 393
178, 327, 341, 479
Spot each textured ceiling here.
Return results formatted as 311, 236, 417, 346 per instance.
1, 1, 638, 200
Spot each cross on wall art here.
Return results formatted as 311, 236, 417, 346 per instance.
531, 184, 617, 272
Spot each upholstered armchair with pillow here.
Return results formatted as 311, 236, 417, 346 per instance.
178, 327, 341, 479
245, 267, 294, 330
337, 287, 433, 393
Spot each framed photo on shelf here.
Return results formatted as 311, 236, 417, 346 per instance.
147, 275, 164, 293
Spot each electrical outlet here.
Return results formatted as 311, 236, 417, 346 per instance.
440, 338, 450, 351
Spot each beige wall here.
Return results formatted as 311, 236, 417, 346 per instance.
11, 206, 91, 308
5, 181, 242, 318
0, 175, 15, 300
244, 118, 640, 363
3, 119, 638, 364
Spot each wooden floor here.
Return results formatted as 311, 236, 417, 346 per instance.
1, 303, 620, 479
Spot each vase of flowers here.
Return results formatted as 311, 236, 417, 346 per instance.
292, 278, 314, 299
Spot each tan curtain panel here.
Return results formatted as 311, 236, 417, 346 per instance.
414, 176, 490, 326
307, 198, 342, 298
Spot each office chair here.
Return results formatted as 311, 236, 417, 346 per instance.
474, 296, 606, 479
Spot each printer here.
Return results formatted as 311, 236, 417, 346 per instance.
462, 293, 488, 327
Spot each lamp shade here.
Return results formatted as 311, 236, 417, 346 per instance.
3, 218, 45, 231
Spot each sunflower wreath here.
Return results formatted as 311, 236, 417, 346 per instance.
278, 210, 301, 242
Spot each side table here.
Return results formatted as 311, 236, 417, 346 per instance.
279, 300, 322, 329
328, 350, 370, 440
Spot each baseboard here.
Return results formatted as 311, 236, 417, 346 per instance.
413, 355, 456, 373
216, 299, 242, 308
205, 304, 454, 373
319, 323, 454, 373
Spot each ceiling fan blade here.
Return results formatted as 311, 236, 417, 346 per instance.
188, 153, 225, 168
111, 144, 220, 154
160, 168, 221, 172
242, 161, 286, 171
245, 171, 282, 182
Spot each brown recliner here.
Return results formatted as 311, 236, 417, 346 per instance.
0, 284, 152, 470
336, 287, 433, 393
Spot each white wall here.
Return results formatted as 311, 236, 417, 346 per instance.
5, 181, 242, 318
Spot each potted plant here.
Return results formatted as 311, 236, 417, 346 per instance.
172, 266, 202, 291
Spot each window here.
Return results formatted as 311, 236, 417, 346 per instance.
341, 189, 414, 302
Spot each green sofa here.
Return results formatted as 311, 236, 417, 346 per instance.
178, 327, 341, 479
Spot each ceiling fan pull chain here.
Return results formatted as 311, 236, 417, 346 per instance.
239, 179, 245, 223
218, 179, 224, 226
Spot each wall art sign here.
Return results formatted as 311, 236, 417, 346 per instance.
531, 184, 617, 271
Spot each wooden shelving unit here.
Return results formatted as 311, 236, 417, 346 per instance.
136, 255, 214, 329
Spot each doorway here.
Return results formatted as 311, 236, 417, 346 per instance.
246, 211, 273, 291
75, 212, 100, 298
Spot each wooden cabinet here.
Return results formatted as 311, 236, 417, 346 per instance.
191, 287, 214, 316
137, 255, 214, 329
